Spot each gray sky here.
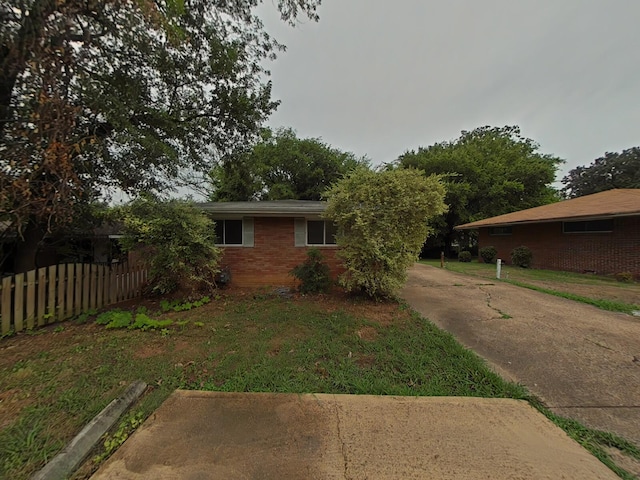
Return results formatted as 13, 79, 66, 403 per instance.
258, 0, 640, 181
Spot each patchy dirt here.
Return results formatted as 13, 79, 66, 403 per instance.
0, 388, 33, 430
355, 326, 378, 341
0, 322, 101, 366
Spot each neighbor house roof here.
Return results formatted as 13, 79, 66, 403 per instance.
196, 200, 327, 218
456, 189, 640, 230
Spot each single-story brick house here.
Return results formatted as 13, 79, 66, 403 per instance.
197, 200, 343, 287
455, 189, 640, 277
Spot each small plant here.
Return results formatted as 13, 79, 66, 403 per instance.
96, 310, 133, 329
290, 248, 331, 294
160, 296, 211, 313
75, 309, 98, 325
479, 246, 498, 264
458, 251, 472, 263
0, 329, 15, 339
510, 246, 533, 268
615, 272, 634, 283
129, 313, 173, 331
94, 411, 145, 464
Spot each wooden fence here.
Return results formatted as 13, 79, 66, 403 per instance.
0, 263, 147, 335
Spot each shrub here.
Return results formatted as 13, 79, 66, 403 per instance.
114, 196, 221, 294
615, 272, 634, 283
290, 248, 331, 294
479, 246, 497, 264
510, 246, 533, 268
458, 251, 472, 262
324, 167, 447, 298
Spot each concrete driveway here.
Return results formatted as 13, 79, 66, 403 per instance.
401, 263, 640, 446
92, 391, 618, 479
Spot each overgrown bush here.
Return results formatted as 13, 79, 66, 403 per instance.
458, 251, 472, 262
510, 245, 533, 268
290, 248, 331, 294
479, 246, 497, 264
324, 167, 447, 298
113, 196, 221, 294
615, 272, 634, 283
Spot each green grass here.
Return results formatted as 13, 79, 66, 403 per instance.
528, 398, 640, 480
420, 259, 640, 314
0, 294, 525, 479
0, 293, 638, 479
506, 280, 638, 314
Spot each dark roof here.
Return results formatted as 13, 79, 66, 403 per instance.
196, 200, 327, 217
456, 189, 640, 230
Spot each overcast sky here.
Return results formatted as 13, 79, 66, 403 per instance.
257, 0, 640, 181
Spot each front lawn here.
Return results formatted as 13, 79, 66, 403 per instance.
0, 291, 525, 479
1, 290, 637, 480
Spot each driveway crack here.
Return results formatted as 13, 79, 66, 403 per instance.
478, 285, 512, 319
333, 401, 350, 479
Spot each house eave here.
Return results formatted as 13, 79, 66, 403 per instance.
196, 201, 327, 218
455, 211, 640, 230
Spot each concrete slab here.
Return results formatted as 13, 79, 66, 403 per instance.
401, 264, 640, 445
92, 391, 618, 480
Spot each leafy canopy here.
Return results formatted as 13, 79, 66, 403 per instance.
397, 125, 562, 254
561, 147, 640, 198
324, 168, 447, 298
209, 127, 368, 201
114, 197, 221, 295
0, 0, 319, 270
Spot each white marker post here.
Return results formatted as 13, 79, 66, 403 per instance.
496, 259, 502, 279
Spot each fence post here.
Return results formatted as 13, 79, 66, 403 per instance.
37, 267, 47, 327
496, 259, 502, 279
74, 263, 83, 316
110, 264, 118, 305
14, 273, 24, 332
98, 265, 103, 308
1, 276, 12, 335
66, 264, 75, 319
26, 270, 36, 329
90, 264, 97, 310
48, 265, 57, 324
82, 264, 90, 312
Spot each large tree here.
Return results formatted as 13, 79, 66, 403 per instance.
397, 126, 562, 255
0, 0, 320, 272
561, 147, 640, 198
209, 127, 368, 201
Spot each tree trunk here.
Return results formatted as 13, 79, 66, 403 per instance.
0, 0, 57, 136
13, 223, 46, 273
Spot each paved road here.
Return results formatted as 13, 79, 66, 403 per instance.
401, 263, 640, 446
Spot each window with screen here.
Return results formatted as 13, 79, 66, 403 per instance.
214, 219, 243, 245
307, 220, 337, 245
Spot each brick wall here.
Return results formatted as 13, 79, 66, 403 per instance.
219, 217, 344, 287
477, 216, 640, 277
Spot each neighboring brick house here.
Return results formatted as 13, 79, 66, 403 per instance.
197, 201, 343, 287
455, 189, 640, 278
